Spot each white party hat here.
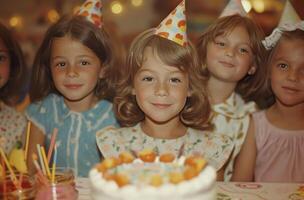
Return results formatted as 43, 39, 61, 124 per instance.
278, 0, 301, 27
219, 0, 247, 18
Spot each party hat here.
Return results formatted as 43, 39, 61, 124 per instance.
262, 0, 303, 50
278, 0, 301, 27
219, 0, 247, 18
155, 0, 188, 47
76, 0, 103, 28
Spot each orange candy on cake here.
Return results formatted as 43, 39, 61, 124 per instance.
138, 149, 156, 162
96, 150, 208, 188
159, 153, 175, 163
119, 151, 135, 163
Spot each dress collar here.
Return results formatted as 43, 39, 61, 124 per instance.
53, 94, 112, 124
212, 92, 257, 119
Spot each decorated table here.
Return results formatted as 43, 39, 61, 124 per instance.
76, 177, 304, 200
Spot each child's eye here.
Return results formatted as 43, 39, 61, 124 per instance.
0, 55, 8, 62
80, 60, 90, 66
215, 41, 225, 47
170, 77, 181, 83
142, 76, 153, 82
56, 62, 66, 68
278, 63, 288, 70
239, 48, 249, 54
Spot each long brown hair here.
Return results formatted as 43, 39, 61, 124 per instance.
29, 15, 122, 102
197, 14, 267, 107
115, 29, 211, 130
264, 29, 304, 107
0, 22, 26, 106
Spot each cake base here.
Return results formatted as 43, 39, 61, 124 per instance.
89, 165, 216, 200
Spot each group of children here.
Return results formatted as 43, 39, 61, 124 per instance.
0, 0, 303, 183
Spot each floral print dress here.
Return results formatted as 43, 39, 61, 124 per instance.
0, 101, 27, 155
211, 92, 257, 181
96, 123, 234, 170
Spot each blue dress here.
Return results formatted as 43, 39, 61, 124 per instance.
25, 94, 118, 177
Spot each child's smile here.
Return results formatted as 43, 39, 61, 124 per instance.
132, 47, 190, 125
50, 35, 104, 111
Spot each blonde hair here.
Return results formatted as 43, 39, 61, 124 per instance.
115, 29, 211, 130
197, 14, 267, 106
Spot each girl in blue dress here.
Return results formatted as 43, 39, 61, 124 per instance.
25, 1, 121, 177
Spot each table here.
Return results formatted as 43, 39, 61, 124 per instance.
76, 178, 304, 200
216, 182, 304, 200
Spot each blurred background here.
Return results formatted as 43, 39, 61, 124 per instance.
0, 0, 303, 70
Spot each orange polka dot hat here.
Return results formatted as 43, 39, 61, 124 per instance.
155, 0, 188, 47
76, 0, 103, 28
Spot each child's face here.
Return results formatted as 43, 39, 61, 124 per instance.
206, 25, 256, 84
50, 36, 104, 106
270, 38, 304, 107
132, 47, 190, 124
0, 39, 10, 89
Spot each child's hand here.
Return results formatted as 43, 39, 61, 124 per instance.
35, 184, 78, 200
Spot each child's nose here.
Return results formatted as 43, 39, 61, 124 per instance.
224, 47, 234, 57
66, 66, 79, 77
155, 81, 168, 97
287, 69, 298, 82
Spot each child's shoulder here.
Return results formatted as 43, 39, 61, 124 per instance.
188, 128, 233, 144
26, 94, 61, 112
188, 128, 234, 170
91, 99, 115, 115
0, 102, 26, 123
96, 125, 141, 158
96, 125, 139, 139
25, 94, 63, 123
213, 92, 257, 118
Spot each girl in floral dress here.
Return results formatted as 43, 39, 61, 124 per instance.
196, 12, 267, 180
96, 1, 233, 180
0, 22, 27, 155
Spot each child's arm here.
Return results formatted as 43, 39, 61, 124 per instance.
26, 123, 45, 175
231, 117, 256, 181
216, 162, 227, 181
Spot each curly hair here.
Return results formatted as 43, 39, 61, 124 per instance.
115, 29, 211, 130
29, 15, 122, 102
196, 14, 267, 106
0, 23, 26, 106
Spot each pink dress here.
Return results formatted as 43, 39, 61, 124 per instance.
253, 111, 304, 183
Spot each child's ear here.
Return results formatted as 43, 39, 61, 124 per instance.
187, 90, 192, 97
99, 67, 105, 79
248, 66, 256, 75
132, 88, 136, 95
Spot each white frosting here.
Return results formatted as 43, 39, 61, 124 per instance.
89, 157, 216, 200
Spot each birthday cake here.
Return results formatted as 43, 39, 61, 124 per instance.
89, 151, 216, 200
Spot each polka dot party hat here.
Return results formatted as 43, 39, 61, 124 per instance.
219, 0, 247, 18
155, 0, 188, 47
76, 0, 103, 28
278, 0, 301, 27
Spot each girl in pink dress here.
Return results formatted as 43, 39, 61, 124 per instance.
232, 19, 304, 182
